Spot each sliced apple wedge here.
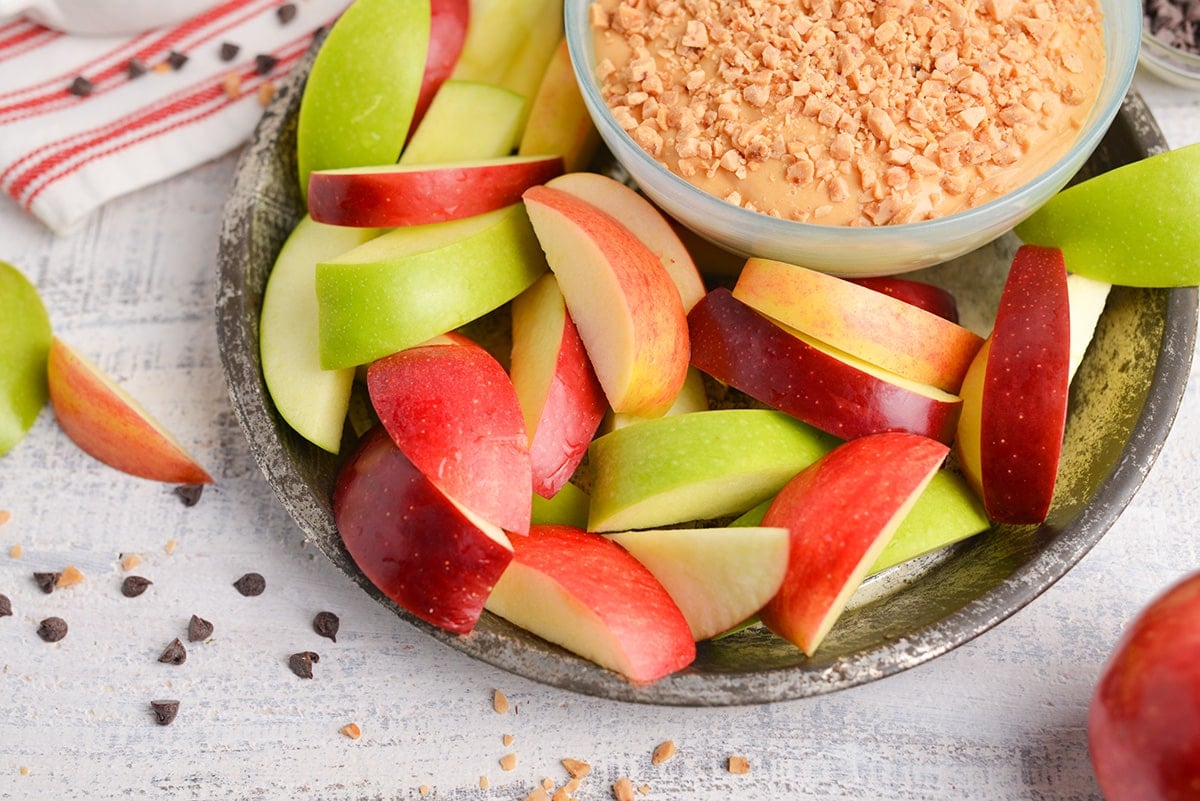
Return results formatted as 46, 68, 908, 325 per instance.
400, 80, 526, 165
760, 432, 949, 655
849, 275, 960, 323
410, 0, 470, 134
496, 0, 563, 113
530, 480, 590, 528
484, 524, 695, 683
517, 37, 600, 172
1067, 273, 1111, 383
47, 338, 213, 485
450, 0, 546, 82
0, 260, 52, 456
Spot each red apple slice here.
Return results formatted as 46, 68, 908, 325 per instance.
307, 155, 564, 228
410, 0, 470, 135
760, 432, 949, 655
484, 524, 695, 683
689, 288, 962, 444
47, 337, 213, 485
333, 426, 513, 635
367, 333, 532, 534
849, 276, 960, 323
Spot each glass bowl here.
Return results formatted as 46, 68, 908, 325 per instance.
1139, 27, 1200, 90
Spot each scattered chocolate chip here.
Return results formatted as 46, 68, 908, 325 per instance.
174, 484, 204, 506
0, 594, 11, 617
187, 614, 213, 642
121, 575, 153, 598
288, 651, 319, 679
34, 572, 60, 594
158, 638, 187, 665
127, 58, 148, 78
150, 700, 179, 725
313, 611, 339, 642
68, 76, 94, 96
37, 617, 67, 642
276, 2, 298, 25
254, 53, 279, 75
166, 50, 189, 70
219, 41, 241, 61
233, 572, 265, 596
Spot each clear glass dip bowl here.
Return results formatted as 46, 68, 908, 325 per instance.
1139, 26, 1200, 90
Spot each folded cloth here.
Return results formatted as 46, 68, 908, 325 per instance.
0, 0, 350, 234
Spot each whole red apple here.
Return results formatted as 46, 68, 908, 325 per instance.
1089, 570, 1200, 801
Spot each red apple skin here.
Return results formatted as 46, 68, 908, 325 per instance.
1089, 570, 1200, 801
307, 156, 564, 228
850, 276, 960, 323
410, 0, 470, 135
333, 426, 512, 635
688, 288, 961, 444
367, 333, 532, 534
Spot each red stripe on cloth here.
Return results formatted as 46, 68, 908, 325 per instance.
0, 24, 60, 60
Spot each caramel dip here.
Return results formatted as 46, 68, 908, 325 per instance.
590, 0, 1105, 226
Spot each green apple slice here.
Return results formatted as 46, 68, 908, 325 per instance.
531, 481, 590, 528
400, 81, 525, 165
316, 203, 547, 369
0, 260, 52, 455
450, 0, 546, 82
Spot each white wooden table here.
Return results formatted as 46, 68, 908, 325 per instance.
1, 72, 1198, 801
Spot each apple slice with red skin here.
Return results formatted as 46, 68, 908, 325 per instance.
759, 432, 949, 655
955, 245, 1070, 524
333, 426, 513, 635
367, 333, 532, 534
849, 276, 960, 323
409, 0, 470, 136
307, 156, 564, 229
47, 337, 213, 485
688, 288, 962, 444
522, 184, 690, 418
484, 524, 695, 683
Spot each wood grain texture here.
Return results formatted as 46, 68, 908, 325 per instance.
1, 73, 1198, 800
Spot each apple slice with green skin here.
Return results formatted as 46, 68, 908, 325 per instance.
0, 260, 51, 456
496, 0, 563, 116
450, 0, 546, 82
296, 0, 431, 195
603, 366, 709, 433
367, 332, 531, 535
333, 426, 513, 635
410, 0, 470, 136
607, 526, 789, 642
531, 481, 589, 528
1014, 143, 1200, 287
484, 524, 695, 683
1066, 273, 1111, 383
307, 156, 564, 229
760, 432, 949, 655
511, 273, 608, 498
956, 245, 1070, 525
517, 38, 600, 173
733, 258, 983, 393
587, 408, 835, 533
47, 338, 213, 485
261, 216, 380, 454
317, 202, 547, 370
850, 276, 960, 323
400, 80, 526, 166
522, 185, 689, 417
689, 288, 962, 444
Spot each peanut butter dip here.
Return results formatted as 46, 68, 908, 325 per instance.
590, 0, 1105, 226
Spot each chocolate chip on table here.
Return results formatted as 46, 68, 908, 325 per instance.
127, 58, 148, 79
0, 594, 11, 617
121, 576, 153, 598
276, 2, 298, 24
150, 700, 179, 726
37, 617, 67, 642
313, 611, 339, 642
232, 572, 265, 596
34, 572, 60, 594
158, 638, 187, 665
174, 484, 204, 507
187, 614, 213, 642
68, 76, 94, 96
288, 651, 319, 679
254, 53, 279, 75
166, 50, 189, 70
219, 41, 241, 61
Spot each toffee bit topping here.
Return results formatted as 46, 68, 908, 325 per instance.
121, 576, 153, 598
492, 689, 510, 714
120, 553, 142, 571
187, 614, 213, 642
34, 572, 60, 594
37, 616, 67, 642
255, 53, 279, 75
276, 3, 298, 24
727, 755, 750, 774
613, 777, 635, 801
166, 50, 189, 70
499, 753, 518, 772
233, 572, 265, 596
150, 699, 179, 725
127, 58, 148, 78
0, 510, 10, 525
68, 76, 93, 96
158, 638, 187, 665
0, 593, 11, 617
339, 722, 362, 739
313, 611, 339, 642
8, 543, 22, 559
174, 484, 203, 506
288, 651, 319, 678
56, 565, 85, 588
651, 740, 676, 765
561, 758, 591, 779
219, 41, 241, 61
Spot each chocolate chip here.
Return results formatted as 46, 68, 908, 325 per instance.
233, 572, 265, 596
127, 58, 148, 78
121, 576, 153, 598
174, 484, 204, 506
254, 53, 279, 75
158, 638, 187, 665
313, 611, 339, 642
150, 700, 179, 725
34, 572, 60, 594
187, 614, 213, 642
68, 76, 93, 96
167, 50, 189, 70
288, 651, 319, 679
37, 617, 67, 642
219, 41, 241, 61
277, 2, 297, 24
0, 594, 11, 617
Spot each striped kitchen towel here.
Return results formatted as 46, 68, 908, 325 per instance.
0, 0, 350, 234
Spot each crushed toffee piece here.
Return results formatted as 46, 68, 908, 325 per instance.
313, 611, 339, 642
56, 565, 85, 588
187, 615, 213, 642
68, 76, 94, 96
37, 617, 67, 642
651, 740, 676, 765
561, 758, 591, 779
492, 689, 510, 714
0, 593, 11, 617
233, 572, 265, 596
727, 755, 750, 774
150, 699, 179, 725
339, 722, 362, 739
121, 576, 153, 598
288, 651, 320, 678
34, 572, 60, 594
158, 638, 187, 665
613, 777, 635, 801
277, 3, 298, 25
219, 41, 241, 61
174, 484, 203, 506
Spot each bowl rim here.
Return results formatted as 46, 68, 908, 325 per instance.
1140, 26, 1200, 83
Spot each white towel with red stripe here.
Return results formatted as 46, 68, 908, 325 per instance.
0, 0, 350, 234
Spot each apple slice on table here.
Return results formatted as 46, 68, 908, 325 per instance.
688, 289, 962, 444
367, 333, 531, 535
587, 408, 835, 533
333, 426, 513, 634
410, 0, 470, 135
1014, 143, 1200, 287
510, 273, 607, 499
484, 524, 695, 683
607, 526, 789, 642
317, 203, 547, 370
522, 185, 689, 417
732, 258, 983, 393
296, 0, 431, 194
955, 245, 1070, 525
517, 38, 600, 173
760, 432, 949, 656
850, 276, 960, 323
261, 216, 380, 454
400, 80, 526, 165
47, 338, 213, 485
307, 156, 564, 229
0, 260, 51, 456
